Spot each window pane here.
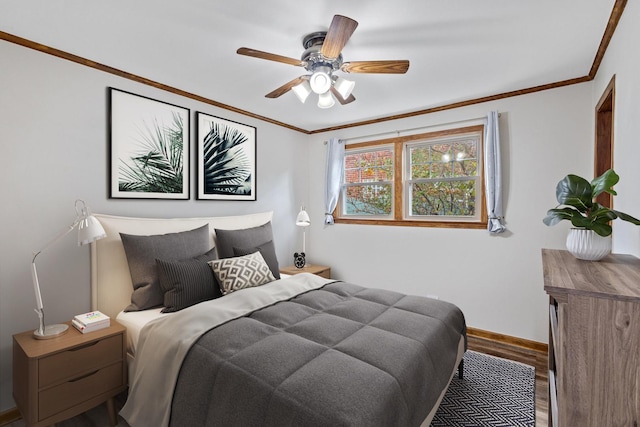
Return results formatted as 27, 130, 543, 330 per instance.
431, 144, 451, 162
453, 159, 477, 177
430, 160, 451, 178
345, 184, 392, 215
344, 150, 393, 184
410, 180, 476, 216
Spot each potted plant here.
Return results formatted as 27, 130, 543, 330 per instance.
543, 169, 640, 260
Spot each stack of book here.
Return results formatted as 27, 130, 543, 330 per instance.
72, 310, 110, 333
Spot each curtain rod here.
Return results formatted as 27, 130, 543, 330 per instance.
323, 113, 500, 145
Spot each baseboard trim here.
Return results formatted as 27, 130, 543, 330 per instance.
0, 408, 21, 426
467, 326, 548, 353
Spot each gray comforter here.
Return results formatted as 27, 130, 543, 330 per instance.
170, 281, 466, 427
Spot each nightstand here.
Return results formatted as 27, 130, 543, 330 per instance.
280, 264, 331, 279
13, 321, 127, 427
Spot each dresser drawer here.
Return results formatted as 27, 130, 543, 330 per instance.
39, 362, 123, 420
39, 335, 122, 388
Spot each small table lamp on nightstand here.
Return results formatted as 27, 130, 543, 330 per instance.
295, 206, 310, 268
31, 200, 106, 339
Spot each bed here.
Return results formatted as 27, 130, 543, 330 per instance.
90, 211, 466, 427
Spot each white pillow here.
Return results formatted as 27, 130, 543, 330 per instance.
209, 251, 276, 295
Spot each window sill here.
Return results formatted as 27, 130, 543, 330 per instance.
333, 218, 488, 229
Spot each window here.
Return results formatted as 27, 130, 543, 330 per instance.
336, 125, 486, 228
343, 146, 394, 218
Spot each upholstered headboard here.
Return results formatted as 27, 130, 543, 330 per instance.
90, 212, 273, 319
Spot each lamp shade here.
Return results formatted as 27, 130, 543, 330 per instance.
296, 209, 310, 227
78, 215, 106, 246
292, 80, 312, 103
317, 91, 335, 109
333, 76, 355, 100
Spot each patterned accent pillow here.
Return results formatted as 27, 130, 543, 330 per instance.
232, 240, 280, 279
209, 251, 276, 295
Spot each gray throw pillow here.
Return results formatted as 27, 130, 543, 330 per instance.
157, 247, 220, 313
233, 240, 280, 279
215, 222, 280, 279
121, 224, 210, 311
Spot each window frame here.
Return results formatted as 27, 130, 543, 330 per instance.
334, 125, 487, 229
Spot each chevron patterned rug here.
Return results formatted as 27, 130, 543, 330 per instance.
430, 350, 535, 426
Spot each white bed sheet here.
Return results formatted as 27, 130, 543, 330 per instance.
116, 273, 292, 357
116, 308, 168, 356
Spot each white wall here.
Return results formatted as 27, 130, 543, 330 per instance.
305, 84, 594, 344
593, 0, 640, 257
0, 40, 308, 411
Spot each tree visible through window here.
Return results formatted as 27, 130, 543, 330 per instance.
407, 136, 479, 218
336, 125, 486, 228
343, 147, 393, 217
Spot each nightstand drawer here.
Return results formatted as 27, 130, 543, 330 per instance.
39, 335, 122, 388
39, 362, 123, 420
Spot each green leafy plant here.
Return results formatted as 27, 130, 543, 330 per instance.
202, 122, 252, 195
543, 169, 640, 236
119, 113, 184, 193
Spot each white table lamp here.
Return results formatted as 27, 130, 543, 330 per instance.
31, 200, 106, 339
295, 206, 311, 268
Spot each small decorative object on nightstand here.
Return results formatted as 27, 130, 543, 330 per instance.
293, 252, 306, 269
13, 321, 127, 427
280, 264, 331, 279
294, 206, 310, 268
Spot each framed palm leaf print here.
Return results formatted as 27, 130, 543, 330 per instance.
109, 88, 190, 199
196, 112, 257, 200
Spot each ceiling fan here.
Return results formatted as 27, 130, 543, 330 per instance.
237, 15, 410, 109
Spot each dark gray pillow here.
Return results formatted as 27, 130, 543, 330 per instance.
214, 222, 273, 258
233, 240, 280, 279
121, 224, 210, 312
157, 247, 220, 313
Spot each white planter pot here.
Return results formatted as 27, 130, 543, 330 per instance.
566, 228, 612, 261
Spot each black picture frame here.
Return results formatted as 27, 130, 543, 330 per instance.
196, 112, 257, 201
109, 88, 190, 199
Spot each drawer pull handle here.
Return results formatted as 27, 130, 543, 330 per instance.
69, 341, 99, 351
69, 370, 99, 382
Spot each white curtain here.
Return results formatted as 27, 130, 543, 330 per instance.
485, 111, 506, 233
324, 138, 344, 225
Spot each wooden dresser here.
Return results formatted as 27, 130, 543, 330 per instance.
542, 249, 640, 427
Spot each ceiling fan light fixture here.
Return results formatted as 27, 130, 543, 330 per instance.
309, 69, 332, 94
291, 80, 312, 103
317, 91, 335, 109
333, 76, 355, 100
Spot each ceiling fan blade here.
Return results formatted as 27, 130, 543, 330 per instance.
320, 15, 358, 59
237, 47, 305, 67
265, 77, 306, 98
341, 60, 410, 74
330, 86, 355, 105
